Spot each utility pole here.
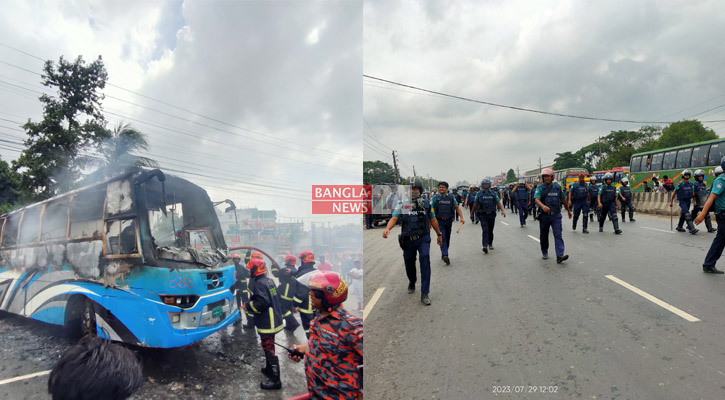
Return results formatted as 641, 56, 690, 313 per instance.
538, 157, 542, 175
392, 150, 400, 184
427, 174, 430, 191
516, 166, 520, 179
598, 136, 603, 169
412, 165, 417, 177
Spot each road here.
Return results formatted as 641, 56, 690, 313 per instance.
363, 212, 725, 399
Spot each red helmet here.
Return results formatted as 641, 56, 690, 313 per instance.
247, 259, 266, 277
250, 252, 263, 260
284, 254, 296, 266
232, 253, 241, 259
307, 271, 347, 307
298, 250, 315, 264
541, 168, 554, 177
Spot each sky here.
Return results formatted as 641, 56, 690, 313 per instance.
363, 0, 725, 185
0, 0, 362, 227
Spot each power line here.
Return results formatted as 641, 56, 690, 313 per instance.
362, 75, 725, 124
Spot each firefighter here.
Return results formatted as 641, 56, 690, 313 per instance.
230, 253, 251, 326
272, 254, 301, 332
242, 258, 284, 390
293, 250, 317, 337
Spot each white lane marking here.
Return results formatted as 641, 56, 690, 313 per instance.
605, 275, 700, 322
527, 235, 540, 242
500, 221, 509, 226
0, 370, 51, 385
641, 226, 675, 234
363, 288, 385, 321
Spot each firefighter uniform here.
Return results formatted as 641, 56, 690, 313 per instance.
272, 259, 300, 332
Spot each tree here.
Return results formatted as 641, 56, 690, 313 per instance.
553, 151, 585, 170
0, 157, 21, 213
363, 160, 396, 184
79, 122, 158, 184
14, 55, 110, 199
505, 168, 517, 183
652, 120, 717, 150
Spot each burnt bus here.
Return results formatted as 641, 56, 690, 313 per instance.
0, 169, 238, 347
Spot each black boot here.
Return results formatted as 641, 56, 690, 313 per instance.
706, 217, 716, 232
582, 217, 589, 234
621, 210, 626, 222
572, 215, 578, 230
261, 355, 273, 376
261, 356, 282, 390
629, 209, 635, 222
686, 219, 699, 234
589, 212, 594, 222
613, 217, 622, 234
704, 265, 725, 274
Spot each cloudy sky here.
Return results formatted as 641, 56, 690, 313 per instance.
0, 0, 361, 226
363, 0, 725, 185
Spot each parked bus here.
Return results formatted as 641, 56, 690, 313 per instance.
629, 138, 725, 191
554, 168, 590, 190
0, 169, 238, 348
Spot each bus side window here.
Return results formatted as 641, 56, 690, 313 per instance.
18, 207, 42, 244
42, 199, 69, 240
2, 214, 20, 247
643, 155, 650, 171
105, 219, 139, 256
662, 151, 677, 170
708, 143, 724, 166
651, 152, 664, 170
675, 148, 693, 169
69, 188, 105, 239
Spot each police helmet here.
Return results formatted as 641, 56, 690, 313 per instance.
412, 177, 424, 192
716, 166, 723, 176
541, 168, 554, 178
480, 179, 491, 187
694, 169, 705, 178
682, 169, 692, 177
590, 176, 597, 183
518, 178, 525, 184
721, 155, 725, 170
621, 176, 629, 184
603, 172, 614, 181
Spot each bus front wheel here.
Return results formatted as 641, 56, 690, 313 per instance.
65, 297, 97, 338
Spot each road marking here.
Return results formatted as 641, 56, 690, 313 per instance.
0, 370, 51, 385
605, 275, 700, 322
641, 226, 675, 234
500, 221, 509, 226
527, 234, 540, 242
363, 287, 385, 321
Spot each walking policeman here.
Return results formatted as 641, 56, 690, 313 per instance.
693, 169, 717, 233
534, 169, 571, 263
432, 182, 465, 265
471, 179, 506, 254
382, 177, 443, 305
588, 176, 600, 223
618, 177, 636, 222
598, 173, 623, 234
509, 184, 518, 214
568, 174, 590, 234
694, 157, 725, 273
670, 170, 699, 234
515, 178, 532, 227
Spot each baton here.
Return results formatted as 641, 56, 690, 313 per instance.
275, 342, 305, 358
670, 203, 673, 231
456, 220, 464, 233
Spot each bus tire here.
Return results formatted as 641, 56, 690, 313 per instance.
65, 296, 97, 338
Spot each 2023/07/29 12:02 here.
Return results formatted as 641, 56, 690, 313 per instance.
492, 385, 559, 394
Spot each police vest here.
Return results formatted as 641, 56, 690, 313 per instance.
601, 184, 616, 203
516, 186, 529, 202
434, 194, 455, 220
510, 190, 518, 200
541, 183, 562, 214
571, 182, 588, 200
694, 181, 709, 204
588, 183, 600, 200
401, 198, 430, 236
677, 182, 694, 201
249, 276, 284, 334
620, 185, 632, 200
476, 190, 497, 213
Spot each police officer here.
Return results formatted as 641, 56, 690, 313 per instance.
293, 250, 317, 337
598, 173, 623, 234
568, 174, 591, 234
534, 169, 571, 263
617, 177, 636, 222
587, 176, 600, 223
382, 177, 443, 305
509, 184, 518, 214
242, 258, 284, 390
515, 178, 532, 227
670, 170, 699, 234
432, 182, 465, 265
693, 169, 717, 233
471, 179, 506, 254
694, 157, 725, 273
466, 185, 479, 224
502, 186, 510, 209
452, 188, 462, 221
531, 179, 540, 221
272, 254, 300, 332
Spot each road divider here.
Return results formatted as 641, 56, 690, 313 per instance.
363, 288, 385, 321
605, 275, 700, 322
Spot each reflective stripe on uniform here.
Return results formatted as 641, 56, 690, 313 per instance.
281, 284, 293, 301
249, 301, 260, 314
257, 308, 283, 334
282, 310, 292, 317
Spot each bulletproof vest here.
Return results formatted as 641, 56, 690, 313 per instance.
476, 190, 497, 213
434, 194, 454, 220
572, 182, 588, 200
601, 184, 616, 203
588, 183, 600, 199
541, 183, 562, 213
516, 186, 529, 201
694, 181, 708, 203
401, 198, 430, 236
620, 185, 632, 200
677, 181, 694, 201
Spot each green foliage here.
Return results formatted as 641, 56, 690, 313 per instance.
0, 157, 21, 213
651, 120, 717, 150
13, 55, 110, 199
553, 152, 585, 170
363, 160, 396, 184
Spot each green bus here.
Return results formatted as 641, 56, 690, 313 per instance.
629, 138, 725, 192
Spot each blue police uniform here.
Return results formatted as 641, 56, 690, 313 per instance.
474, 189, 500, 250
432, 193, 457, 258
617, 184, 635, 221
534, 183, 567, 257
515, 184, 530, 226
587, 182, 600, 223
598, 182, 622, 233
703, 175, 725, 272
509, 188, 518, 213
569, 181, 590, 232
393, 198, 436, 294
693, 179, 715, 232
674, 181, 698, 233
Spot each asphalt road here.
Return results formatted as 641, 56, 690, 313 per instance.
363, 211, 725, 399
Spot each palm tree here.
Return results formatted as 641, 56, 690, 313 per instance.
84, 122, 158, 182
